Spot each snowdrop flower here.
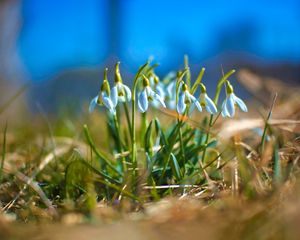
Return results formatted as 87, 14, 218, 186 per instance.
164, 81, 175, 109
89, 68, 116, 115
221, 82, 248, 118
177, 83, 202, 115
149, 72, 165, 100
163, 72, 177, 109
138, 75, 166, 113
199, 83, 218, 114
110, 62, 132, 107
149, 72, 166, 109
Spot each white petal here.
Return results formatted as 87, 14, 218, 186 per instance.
165, 71, 176, 79
156, 83, 165, 99
89, 96, 98, 113
166, 80, 176, 97
177, 81, 183, 93
122, 84, 132, 101
149, 75, 155, 87
194, 101, 202, 112
153, 93, 166, 108
187, 92, 196, 102
102, 93, 116, 115
187, 92, 202, 112
111, 86, 118, 107
205, 94, 217, 114
138, 89, 148, 113
177, 92, 186, 114
147, 87, 166, 108
225, 94, 235, 117
168, 100, 176, 110
166, 81, 176, 108
221, 100, 229, 117
233, 94, 248, 112
145, 86, 152, 97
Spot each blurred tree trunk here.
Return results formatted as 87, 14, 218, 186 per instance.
0, 0, 28, 125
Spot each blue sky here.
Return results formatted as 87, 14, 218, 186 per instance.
18, 0, 300, 80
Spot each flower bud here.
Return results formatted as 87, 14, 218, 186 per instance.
199, 83, 207, 93
115, 62, 122, 83
226, 81, 234, 94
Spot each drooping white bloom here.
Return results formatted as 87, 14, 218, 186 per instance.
221, 82, 247, 118
111, 82, 131, 106
154, 82, 165, 101
89, 92, 116, 115
149, 73, 166, 107
110, 62, 132, 107
89, 96, 98, 113
177, 83, 202, 115
165, 80, 176, 109
89, 68, 116, 115
157, 71, 177, 109
199, 83, 218, 114
138, 75, 166, 113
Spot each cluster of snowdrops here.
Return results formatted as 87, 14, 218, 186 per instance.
85, 60, 248, 193
89, 61, 247, 118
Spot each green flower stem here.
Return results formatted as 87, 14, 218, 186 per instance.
123, 102, 132, 139
213, 69, 236, 105
178, 118, 186, 173
131, 90, 138, 193
201, 115, 214, 164
261, 93, 277, 153
174, 66, 204, 169
159, 117, 187, 184
141, 112, 147, 147
0, 122, 7, 183
174, 70, 190, 174
131, 62, 148, 193
184, 55, 191, 89
191, 68, 205, 94
83, 125, 122, 177
201, 69, 236, 164
113, 114, 127, 173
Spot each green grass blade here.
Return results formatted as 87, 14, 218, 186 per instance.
154, 118, 168, 146
273, 141, 282, 185
72, 150, 121, 184
170, 153, 183, 181
261, 93, 277, 153
95, 177, 141, 202
133, 62, 149, 89
0, 122, 7, 182
213, 69, 236, 105
83, 124, 121, 177
144, 120, 153, 154
191, 67, 205, 94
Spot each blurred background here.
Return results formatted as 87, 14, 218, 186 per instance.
0, 0, 299, 115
